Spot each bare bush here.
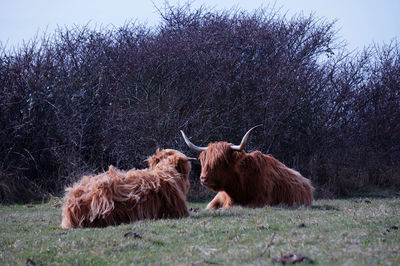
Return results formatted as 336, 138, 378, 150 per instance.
0, 5, 398, 202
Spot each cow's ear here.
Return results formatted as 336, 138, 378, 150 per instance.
146, 155, 160, 168
225, 149, 239, 167
227, 148, 238, 163
175, 158, 184, 174
176, 158, 189, 175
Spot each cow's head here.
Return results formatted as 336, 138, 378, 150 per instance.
147, 149, 195, 194
181, 125, 261, 191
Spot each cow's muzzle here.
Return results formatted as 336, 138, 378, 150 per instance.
200, 176, 208, 185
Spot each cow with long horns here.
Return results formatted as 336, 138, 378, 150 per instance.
181, 125, 313, 209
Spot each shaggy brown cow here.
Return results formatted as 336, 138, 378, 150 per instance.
61, 149, 192, 228
181, 125, 313, 209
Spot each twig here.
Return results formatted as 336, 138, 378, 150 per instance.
245, 232, 277, 262
264, 232, 276, 258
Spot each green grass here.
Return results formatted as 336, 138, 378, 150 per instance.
1, 198, 399, 265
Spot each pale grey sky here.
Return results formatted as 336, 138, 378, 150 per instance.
1, 0, 399, 51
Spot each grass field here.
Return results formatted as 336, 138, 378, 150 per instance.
0, 197, 399, 265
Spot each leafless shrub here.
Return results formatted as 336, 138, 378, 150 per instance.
0, 4, 398, 202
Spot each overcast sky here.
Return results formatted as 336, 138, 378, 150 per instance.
1, 0, 399, 51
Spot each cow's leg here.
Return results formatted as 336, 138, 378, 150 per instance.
206, 191, 233, 210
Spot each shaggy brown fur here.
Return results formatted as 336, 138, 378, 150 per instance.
61, 149, 191, 228
198, 142, 313, 209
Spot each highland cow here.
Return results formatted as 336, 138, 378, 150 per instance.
61, 149, 192, 228
181, 125, 313, 209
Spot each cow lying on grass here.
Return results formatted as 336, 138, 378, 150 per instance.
61, 149, 192, 228
181, 125, 313, 209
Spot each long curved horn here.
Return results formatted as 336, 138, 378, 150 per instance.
230, 124, 262, 151
180, 130, 208, 152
